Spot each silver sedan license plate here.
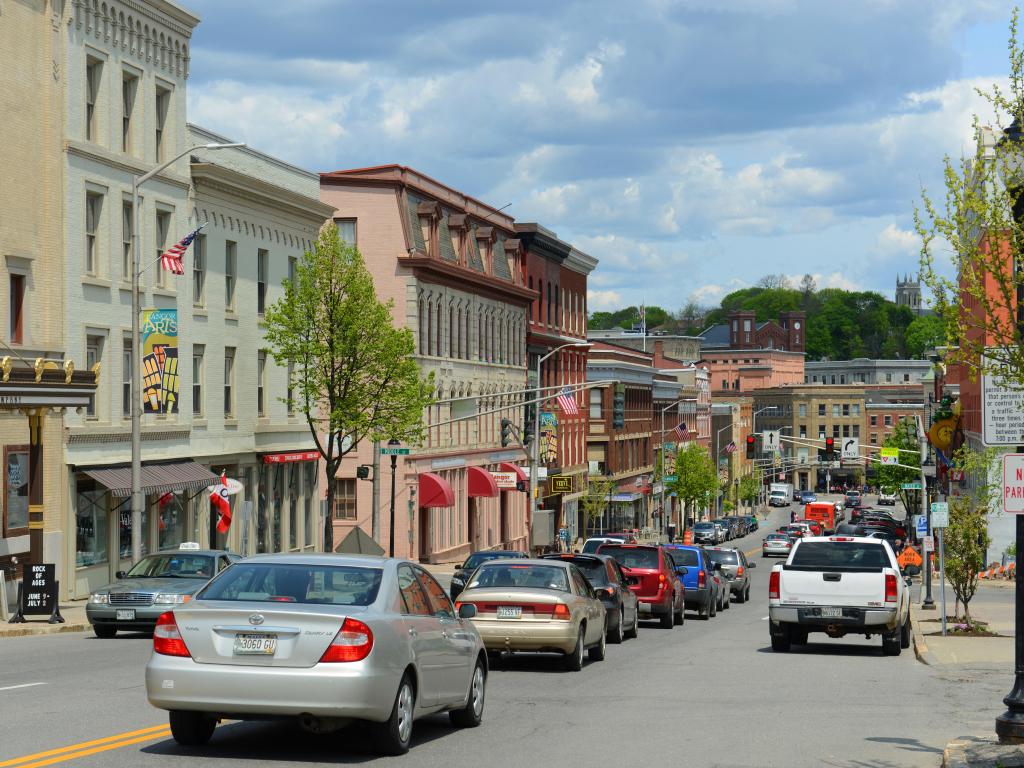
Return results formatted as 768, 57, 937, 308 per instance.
233, 633, 277, 655
821, 607, 842, 618
115, 609, 135, 620
496, 606, 522, 619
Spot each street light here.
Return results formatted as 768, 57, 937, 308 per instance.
530, 342, 591, 550
387, 438, 401, 557
658, 397, 697, 536
129, 142, 245, 563
751, 406, 780, 508
714, 421, 734, 515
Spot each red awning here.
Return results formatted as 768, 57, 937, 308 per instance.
419, 472, 455, 508
467, 466, 499, 498
498, 462, 528, 483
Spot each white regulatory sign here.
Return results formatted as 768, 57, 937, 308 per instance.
841, 438, 860, 460
983, 350, 1024, 446
1003, 454, 1024, 514
762, 430, 781, 454
930, 502, 949, 528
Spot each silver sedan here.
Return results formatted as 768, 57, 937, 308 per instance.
145, 554, 487, 756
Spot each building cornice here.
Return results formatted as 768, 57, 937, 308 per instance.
189, 124, 319, 183
402, 255, 534, 306
191, 163, 335, 223
66, 140, 192, 191
565, 247, 598, 275
515, 224, 571, 263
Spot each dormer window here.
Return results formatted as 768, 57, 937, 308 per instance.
416, 201, 440, 258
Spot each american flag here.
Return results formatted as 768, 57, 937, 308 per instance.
673, 422, 690, 442
556, 387, 579, 416
725, 441, 737, 454
159, 224, 205, 275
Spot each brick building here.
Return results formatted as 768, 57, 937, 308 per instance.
699, 311, 805, 396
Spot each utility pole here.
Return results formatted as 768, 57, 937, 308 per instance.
371, 440, 381, 542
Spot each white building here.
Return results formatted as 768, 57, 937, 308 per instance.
61, 0, 333, 596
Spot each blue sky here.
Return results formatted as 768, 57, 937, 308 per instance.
183, 0, 1017, 313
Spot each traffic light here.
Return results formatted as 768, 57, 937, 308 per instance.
745, 434, 756, 459
824, 437, 835, 460
523, 422, 534, 448
612, 385, 625, 429
501, 418, 513, 447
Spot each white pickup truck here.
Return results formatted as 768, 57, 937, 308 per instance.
768, 535, 912, 655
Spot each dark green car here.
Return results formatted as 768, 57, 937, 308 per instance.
86, 545, 241, 637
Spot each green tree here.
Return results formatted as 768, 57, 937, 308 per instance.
581, 477, 614, 537
904, 315, 948, 359
263, 223, 434, 552
876, 419, 921, 512
668, 443, 718, 530
737, 466, 762, 509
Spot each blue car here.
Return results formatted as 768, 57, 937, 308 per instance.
662, 545, 720, 620
800, 491, 817, 504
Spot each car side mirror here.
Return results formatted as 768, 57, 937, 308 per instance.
626, 576, 640, 586
458, 603, 477, 619
115, 570, 126, 579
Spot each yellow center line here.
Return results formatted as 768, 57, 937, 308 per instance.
0, 725, 170, 768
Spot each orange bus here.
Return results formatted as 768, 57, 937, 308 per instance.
803, 502, 837, 534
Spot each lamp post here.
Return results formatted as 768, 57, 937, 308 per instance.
130, 141, 244, 563
530, 342, 590, 551
387, 438, 401, 557
751, 406, 779, 509
659, 397, 696, 535
714, 421, 733, 515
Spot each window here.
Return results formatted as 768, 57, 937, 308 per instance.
333, 478, 356, 520
121, 201, 133, 281
798, 403, 806, 418
257, 350, 267, 416
286, 362, 295, 415
842, 404, 850, 417
397, 564, 430, 615
257, 249, 268, 315
852, 404, 860, 416
885, 372, 892, 383
121, 335, 132, 417
155, 86, 170, 162
870, 415, 877, 426
224, 347, 235, 417
192, 345, 204, 416
86, 57, 102, 142
721, 379, 728, 390
4, 447, 30, 538
288, 255, 297, 285
840, 375, 846, 384
9, 275, 24, 345
155, 211, 171, 287
832, 404, 840, 418
85, 192, 102, 275
852, 425, 860, 438
225, 241, 237, 310
121, 72, 137, 152
589, 388, 603, 418
832, 425, 840, 438
871, 432, 877, 444
416, 568, 455, 618
843, 425, 850, 437
799, 425, 807, 438
336, 219, 356, 245
192, 235, 205, 305
884, 415, 892, 427
818, 403, 825, 417
86, 335, 103, 417
903, 373, 910, 382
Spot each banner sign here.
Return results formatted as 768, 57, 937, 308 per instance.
141, 309, 179, 414
492, 471, 518, 490
540, 412, 558, 464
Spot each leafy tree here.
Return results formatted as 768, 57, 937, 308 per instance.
263, 223, 434, 552
876, 419, 921, 512
757, 274, 793, 290
668, 443, 718, 530
738, 466, 763, 510
581, 477, 614, 537
799, 273, 817, 298
904, 315, 947, 359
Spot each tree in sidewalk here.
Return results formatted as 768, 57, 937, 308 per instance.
263, 222, 434, 552
738, 466, 762, 510
876, 419, 921, 513
916, 9, 1024, 388
667, 443, 718, 530
581, 477, 614, 538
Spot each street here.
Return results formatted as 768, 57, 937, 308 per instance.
0, 504, 1006, 768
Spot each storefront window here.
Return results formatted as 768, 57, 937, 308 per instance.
271, 465, 282, 552
288, 464, 298, 550
118, 500, 150, 560
75, 477, 108, 567
158, 492, 186, 550
304, 462, 314, 548
257, 464, 269, 554
4, 447, 29, 536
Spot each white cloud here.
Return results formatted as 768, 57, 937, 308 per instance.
587, 289, 623, 310
876, 222, 919, 255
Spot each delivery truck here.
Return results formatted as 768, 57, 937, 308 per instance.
769, 482, 794, 506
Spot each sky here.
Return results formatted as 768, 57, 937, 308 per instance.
183, 0, 1019, 314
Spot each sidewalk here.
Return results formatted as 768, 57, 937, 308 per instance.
0, 601, 90, 638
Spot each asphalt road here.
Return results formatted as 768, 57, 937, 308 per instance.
0, 501, 1006, 768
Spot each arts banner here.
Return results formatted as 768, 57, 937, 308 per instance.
141, 308, 179, 414
540, 411, 558, 464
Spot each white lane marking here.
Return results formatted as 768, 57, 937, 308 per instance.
0, 682, 47, 692
761, 616, 769, 620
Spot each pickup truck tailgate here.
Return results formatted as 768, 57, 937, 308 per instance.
779, 569, 889, 607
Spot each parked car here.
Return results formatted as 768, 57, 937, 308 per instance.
743, 515, 759, 533
581, 537, 626, 554
598, 544, 684, 629
762, 532, 793, 558
145, 554, 488, 755
603, 532, 639, 543
768, 536, 912, 655
662, 544, 719, 620
711, 519, 731, 542
541, 553, 640, 642
691, 522, 720, 545
878, 490, 898, 506
87, 544, 241, 638
800, 491, 817, 504
457, 558, 607, 670
450, 550, 528, 600
705, 547, 755, 603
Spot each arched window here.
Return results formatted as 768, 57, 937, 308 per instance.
448, 304, 455, 358
478, 312, 484, 361
546, 283, 552, 326
418, 296, 427, 355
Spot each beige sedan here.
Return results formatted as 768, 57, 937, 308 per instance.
455, 559, 607, 671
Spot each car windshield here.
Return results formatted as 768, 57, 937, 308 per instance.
467, 564, 570, 592
766, 534, 787, 542
197, 563, 383, 605
693, 523, 715, 531
564, 559, 609, 585
791, 542, 889, 569
706, 550, 739, 565
600, 546, 659, 570
462, 552, 520, 571
125, 554, 214, 579
664, 548, 699, 567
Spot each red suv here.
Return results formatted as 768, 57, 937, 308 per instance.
598, 544, 684, 629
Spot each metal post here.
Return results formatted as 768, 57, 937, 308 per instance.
530, 355, 542, 552
938, 524, 947, 636
130, 177, 143, 564
921, 416, 935, 610
371, 440, 381, 541
660, 406, 666, 536
389, 453, 398, 557
996, 446, 1024, 742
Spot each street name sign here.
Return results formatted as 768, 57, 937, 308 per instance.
930, 502, 949, 528
380, 446, 411, 456
841, 438, 860, 460
983, 350, 1024, 445
880, 448, 899, 466
901, 482, 922, 491
762, 430, 781, 453
1003, 454, 1024, 514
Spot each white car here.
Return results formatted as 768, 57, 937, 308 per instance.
878, 491, 898, 506
768, 535, 912, 656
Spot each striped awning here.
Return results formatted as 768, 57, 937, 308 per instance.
81, 461, 220, 498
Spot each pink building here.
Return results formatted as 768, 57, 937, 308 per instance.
320, 165, 533, 563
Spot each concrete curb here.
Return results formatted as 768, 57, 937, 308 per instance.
0, 622, 90, 639
942, 739, 969, 768
911, 614, 935, 666
941, 736, 1024, 767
